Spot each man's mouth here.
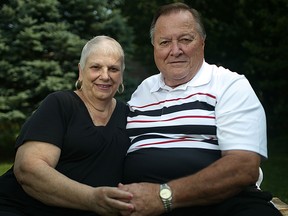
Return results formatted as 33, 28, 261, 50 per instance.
169, 60, 186, 63
168, 61, 186, 65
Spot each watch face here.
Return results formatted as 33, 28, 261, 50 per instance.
160, 188, 172, 199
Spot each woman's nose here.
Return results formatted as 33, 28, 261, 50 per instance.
100, 69, 110, 80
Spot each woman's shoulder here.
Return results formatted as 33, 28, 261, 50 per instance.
35, 90, 78, 118
47, 90, 75, 100
43, 90, 77, 105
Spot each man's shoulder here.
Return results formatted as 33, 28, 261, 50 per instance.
201, 63, 246, 89
208, 63, 244, 79
128, 74, 161, 106
141, 73, 161, 86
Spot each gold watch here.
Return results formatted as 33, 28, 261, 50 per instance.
159, 183, 172, 212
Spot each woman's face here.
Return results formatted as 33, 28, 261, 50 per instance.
79, 51, 123, 102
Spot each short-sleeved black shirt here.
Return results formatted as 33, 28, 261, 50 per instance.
0, 90, 130, 216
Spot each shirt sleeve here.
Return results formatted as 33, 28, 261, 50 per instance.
15, 92, 68, 149
215, 76, 267, 158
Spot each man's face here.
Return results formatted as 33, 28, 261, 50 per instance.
153, 10, 205, 87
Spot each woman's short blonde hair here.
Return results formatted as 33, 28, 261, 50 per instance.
79, 35, 125, 72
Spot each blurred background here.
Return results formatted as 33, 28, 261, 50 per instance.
0, 0, 287, 202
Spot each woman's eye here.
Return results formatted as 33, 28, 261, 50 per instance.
91, 65, 100, 70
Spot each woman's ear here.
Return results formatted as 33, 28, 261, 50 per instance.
77, 63, 82, 80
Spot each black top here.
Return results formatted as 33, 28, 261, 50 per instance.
0, 90, 130, 216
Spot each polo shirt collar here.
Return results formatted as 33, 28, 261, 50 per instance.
150, 60, 211, 92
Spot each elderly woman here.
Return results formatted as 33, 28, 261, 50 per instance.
0, 36, 133, 216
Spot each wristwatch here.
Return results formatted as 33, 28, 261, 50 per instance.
159, 183, 173, 212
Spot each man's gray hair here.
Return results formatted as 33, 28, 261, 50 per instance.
150, 3, 206, 45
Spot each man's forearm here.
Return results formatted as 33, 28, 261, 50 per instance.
169, 150, 261, 208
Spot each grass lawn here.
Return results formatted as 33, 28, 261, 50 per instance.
0, 137, 287, 203
261, 155, 288, 203
261, 136, 288, 203
0, 163, 12, 175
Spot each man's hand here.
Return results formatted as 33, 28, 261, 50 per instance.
118, 183, 165, 216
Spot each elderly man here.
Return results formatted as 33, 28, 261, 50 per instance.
120, 3, 282, 216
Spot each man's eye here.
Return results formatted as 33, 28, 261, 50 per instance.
180, 38, 193, 44
159, 41, 170, 46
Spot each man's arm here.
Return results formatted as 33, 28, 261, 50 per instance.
170, 150, 260, 208
119, 150, 260, 216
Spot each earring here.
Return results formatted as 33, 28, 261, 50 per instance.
117, 83, 125, 94
75, 80, 82, 91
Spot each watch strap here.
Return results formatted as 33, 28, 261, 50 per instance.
160, 183, 172, 212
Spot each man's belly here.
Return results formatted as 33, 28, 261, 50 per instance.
123, 147, 221, 184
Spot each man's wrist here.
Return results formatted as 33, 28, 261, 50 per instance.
159, 183, 173, 212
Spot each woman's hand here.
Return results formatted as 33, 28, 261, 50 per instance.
14, 141, 134, 215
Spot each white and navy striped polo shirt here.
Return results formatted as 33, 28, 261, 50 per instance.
124, 61, 267, 183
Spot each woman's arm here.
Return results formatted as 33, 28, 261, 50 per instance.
14, 141, 133, 215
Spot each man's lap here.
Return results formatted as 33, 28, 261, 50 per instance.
162, 189, 282, 216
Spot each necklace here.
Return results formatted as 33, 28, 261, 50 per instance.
79, 91, 106, 112
77, 90, 114, 125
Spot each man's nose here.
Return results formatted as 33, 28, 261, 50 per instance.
170, 41, 183, 56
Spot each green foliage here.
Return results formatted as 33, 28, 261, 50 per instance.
239, 0, 288, 136
58, 0, 135, 57
261, 135, 288, 203
0, 0, 287, 157
0, 121, 20, 160
120, 0, 182, 69
0, 0, 83, 112
0, 0, 135, 152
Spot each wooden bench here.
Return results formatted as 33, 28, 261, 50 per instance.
272, 197, 288, 216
